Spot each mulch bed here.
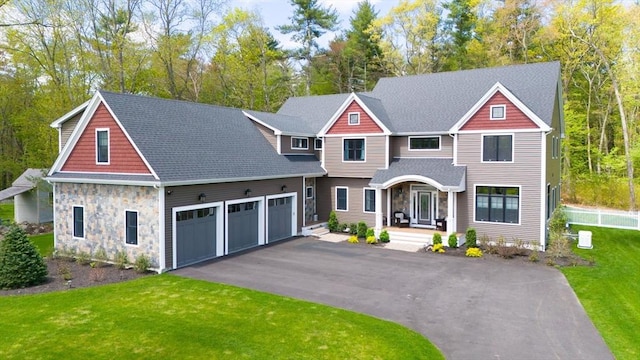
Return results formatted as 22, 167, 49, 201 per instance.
0, 257, 152, 296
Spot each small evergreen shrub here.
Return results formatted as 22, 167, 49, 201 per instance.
432, 232, 442, 245
357, 221, 368, 238
379, 230, 390, 243
348, 235, 359, 244
548, 206, 568, 235
465, 247, 483, 257
465, 228, 477, 248
328, 211, 339, 232
432, 243, 445, 253
338, 223, 348, 232
133, 254, 151, 273
0, 225, 48, 289
366, 228, 375, 238
114, 250, 129, 270
447, 234, 458, 248
366, 235, 377, 244
348, 223, 358, 235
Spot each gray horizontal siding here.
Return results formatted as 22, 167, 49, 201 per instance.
324, 136, 386, 178
254, 122, 277, 150
391, 135, 453, 158
164, 177, 304, 268
61, 113, 82, 150
316, 177, 380, 227
457, 132, 543, 243
281, 135, 315, 154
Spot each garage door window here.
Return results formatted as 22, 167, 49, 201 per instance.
125, 211, 138, 245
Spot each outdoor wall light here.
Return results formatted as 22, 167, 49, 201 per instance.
198, 193, 206, 203
166, 190, 173, 195
245, 189, 252, 197
281, 185, 287, 192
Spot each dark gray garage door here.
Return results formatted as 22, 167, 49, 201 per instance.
176, 207, 217, 267
228, 201, 259, 253
268, 197, 293, 242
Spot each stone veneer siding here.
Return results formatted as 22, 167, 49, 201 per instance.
55, 183, 160, 268
391, 183, 448, 220
305, 177, 316, 222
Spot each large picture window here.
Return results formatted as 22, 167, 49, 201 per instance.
409, 136, 440, 150
343, 138, 365, 161
483, 135, 512, 162
475, 186, 519, 224
125, 210, 138, 245
73, 206, 84, 238
336, 187, 348, 211
363, 188, 375, 213
96, 129, 109, 164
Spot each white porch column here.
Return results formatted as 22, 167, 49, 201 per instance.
375, 187, 383, 236
447, 191, 457, 235
386, 188, 392, 226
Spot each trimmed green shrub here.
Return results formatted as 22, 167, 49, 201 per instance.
366, 228, 375, 238
328, 211, 339, 232
432, 232, 442, 245
448, 234, 458, 248
348, 223, 358, 235
133, 254, 152, 273
114, 250, 129, 270
338, 223, 348, 232
357, 221, 368, 238
379, 230, 390, 243
366, 236, 377, 244
465, 228, 477, 248
0, 225, 48, 289
348, 235, 359, 244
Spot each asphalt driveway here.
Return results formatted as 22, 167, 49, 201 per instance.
174, 237, 612, 360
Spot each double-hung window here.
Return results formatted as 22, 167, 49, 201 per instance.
125, 210, 138, 245
483, 135, 512, 162
475, 186, 519, 224
336, 187, 348, 211
96, 129, 109, 164
343, 138, 365, 161
363, 188, 375, 213
73, 206, 84, 238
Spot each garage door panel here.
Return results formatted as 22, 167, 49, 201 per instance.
228, 201, 259, 253
268, 197, 292, 242
176, 207, 217, 267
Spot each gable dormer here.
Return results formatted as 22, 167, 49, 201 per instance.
326, 100, 383, 134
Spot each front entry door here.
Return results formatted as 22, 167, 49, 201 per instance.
411, 191, 432, 226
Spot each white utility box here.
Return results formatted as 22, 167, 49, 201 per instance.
577, 230, 593, 249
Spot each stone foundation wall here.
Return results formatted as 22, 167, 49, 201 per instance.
55, 183, 160, 268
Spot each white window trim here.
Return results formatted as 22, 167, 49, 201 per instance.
306, 186, 314, 199
314, 138, 323, 150
481, 133, 514, 163
72, 205, 85, 239
408, 135, 441, 151
363, 188, 376, 214
348, 112, 360, 125
95, 128, 110, 165
291, 136, 309, 150
490, 105, 506, 120
472, 184, 522, 226
172, 202, 224, 267
335, 186, 349, 212
342, 137, 366, 163
124, 209, 139, 246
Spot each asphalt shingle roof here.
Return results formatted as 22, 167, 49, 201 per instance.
276, 93, 350, 133
243, 110, 312, 134
98, 91, 325, 183
370, 158, 466, 190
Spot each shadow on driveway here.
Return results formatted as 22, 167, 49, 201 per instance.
174, 237, 612, 360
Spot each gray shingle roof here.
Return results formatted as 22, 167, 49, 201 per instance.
356, 93, 393, 132
243, 110, 312, 134
0, 168, 48, 201
276, 93, 350, 133
370, 61, 560, 133
370, 158, 466, 190
96, 91, 324, 184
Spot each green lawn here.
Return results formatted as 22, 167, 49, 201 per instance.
0, 203, 13, 222
28, 233, 54, 256
562, 226, 640, 360
0, 275, 443, 359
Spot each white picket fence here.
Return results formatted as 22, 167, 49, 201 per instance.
565, 206, 640, 230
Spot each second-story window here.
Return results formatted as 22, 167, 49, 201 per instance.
343, 138, 365, 161
314, 138, 323, 150
483, 135, 512, 162
490, 105, 506, 120
348, 112, 360, 125
409, 136, 440, 150
96, 129, 109, 164
291, 137, 308, 150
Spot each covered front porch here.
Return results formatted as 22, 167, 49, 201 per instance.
370, 158, 466, 237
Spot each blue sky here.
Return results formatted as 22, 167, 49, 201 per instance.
234, 0, 397, 49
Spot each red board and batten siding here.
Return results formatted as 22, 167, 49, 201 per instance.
327, 101, 383, 134
460, 92, 539, 131
61, 103, 152, 174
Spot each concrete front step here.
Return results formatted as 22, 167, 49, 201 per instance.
311, 227, 330, 237
385, 230, 433, 246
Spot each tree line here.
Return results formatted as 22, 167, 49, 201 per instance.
0, 0, 638, 209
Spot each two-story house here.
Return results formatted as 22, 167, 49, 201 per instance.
47, 61, 563, 271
